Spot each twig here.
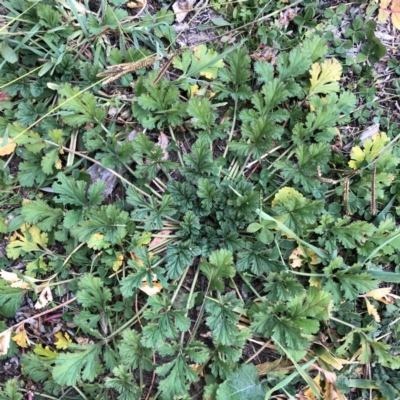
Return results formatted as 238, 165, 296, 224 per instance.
144, 353, 157, 400
245, 340, 271, 364
4, 297, 77, 332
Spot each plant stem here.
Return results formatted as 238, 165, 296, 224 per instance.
181, 265, 200, 344
330, 316, 356, 329
104, 306, 147, 342
169, 265, 191, 309
237, 272, 265, 302
169, 126, 185, 167
223, 99, 238, 159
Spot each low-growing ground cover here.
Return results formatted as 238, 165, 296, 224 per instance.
1, 0, 400, 398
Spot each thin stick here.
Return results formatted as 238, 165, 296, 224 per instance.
144, 353, 157, 400
3, 297, 77, 332
245, 340, 271, 364
371, 163, 377, 216
58, 145, 151, 198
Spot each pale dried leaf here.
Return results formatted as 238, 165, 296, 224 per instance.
0, 329, 12, 356
277, 9, 297, 26
157, 132, 169, 161
0, 138, 16, 156
289, 246, 305, 268
0, 270, 38, 289
321, 369, 337, 383
148, 230, 172, 247
76, 337, 90, 345
127, 0, 144, 8
378, 0, 391, 22
365, 287, 392, 303
392, 0, 400, 29
35, 285, 53, 309
172, 0, 195, 23
139, 281, 162, 296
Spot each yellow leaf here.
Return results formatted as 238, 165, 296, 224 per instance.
348, 146, 364, 169
112, 253, 124, 272
314, 344, 349, 370
348, 132, 389, 169
309, 58, 342, 96
6, 224, 49, 259
365, 287, 392, 304
304, 373, 321, 399
136, 231, 152, 246
324, 381, 347, 400
378, 0, 390, 22
54, 332, 72, 350
139, 281, 162, 296
34, 344, 58, 359
189, 84, 199, 98
392, 0, 400, 29
28, 225, 49, 248
35, 285, 53, 309
192, 45, 224, 80
12, 324, 29, 348
363, 132, 389, 162
309, 276, 322, 287
87, 232, 108, 250
365, 298, 380, 322
0, 138, 16, 156
0, 329, 12, 356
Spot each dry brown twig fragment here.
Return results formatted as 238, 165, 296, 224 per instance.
96, 48, 187, 85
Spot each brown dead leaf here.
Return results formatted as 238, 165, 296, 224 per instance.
76, 337, 90, 345
256, 358, 293, 376
0, 329, 12, 356
277, 9, 297, 26
12, 324, 29, 348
